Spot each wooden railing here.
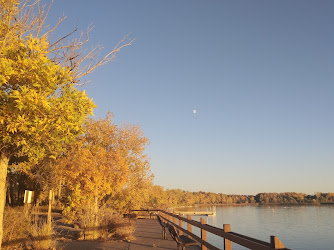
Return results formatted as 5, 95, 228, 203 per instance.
132, 209, 290, 250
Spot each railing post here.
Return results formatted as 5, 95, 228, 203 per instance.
201, 217, 207, 250
173, 212, 176, 225
271, 236, 285, 249
179, 213, 183, 235
187, 215, 192, 233
223, 224, 232, 250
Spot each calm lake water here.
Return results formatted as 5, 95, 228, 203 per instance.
176, 205, 334, 250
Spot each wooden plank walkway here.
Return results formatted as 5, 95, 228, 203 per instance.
129, 219, 177, 249
58, 219, 201, 249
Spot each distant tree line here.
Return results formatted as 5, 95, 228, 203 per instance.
147, 187, 334, 208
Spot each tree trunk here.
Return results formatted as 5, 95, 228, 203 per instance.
94, 195, 98, 239
8, 180, 14, 206
5, 181, 9, 206
48, 190, 53, 230
0, 153, 9, 249
58, 180, 62, 200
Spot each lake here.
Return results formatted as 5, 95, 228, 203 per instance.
176, 205, 334, 250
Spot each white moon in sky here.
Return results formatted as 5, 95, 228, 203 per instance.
193, 109, 197, 114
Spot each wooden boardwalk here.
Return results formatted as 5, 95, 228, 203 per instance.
129, 219, 177, 249
58, 219, 200, 249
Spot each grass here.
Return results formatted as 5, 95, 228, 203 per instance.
77, 206, 135, 241
3, 204, 135, 249
98, 209, 134, 241
3, 206, 55, 250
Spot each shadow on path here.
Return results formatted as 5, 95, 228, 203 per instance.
57, 219, 178, 250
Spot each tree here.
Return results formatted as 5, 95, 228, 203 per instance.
0, 1, 132, 247
110, 122, 153, 212
148, 185, 168, 208
56, 114, 152, 220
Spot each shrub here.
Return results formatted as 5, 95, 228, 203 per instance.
98, 208, 134, 241
3, 206, 29, 249
71, 205, 135, 241
2, 206, 55, 250
29, 217, 55, 249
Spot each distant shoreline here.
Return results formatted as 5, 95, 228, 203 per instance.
173, 202, 334, 209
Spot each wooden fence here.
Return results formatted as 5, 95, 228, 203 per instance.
132, 209, 290, 250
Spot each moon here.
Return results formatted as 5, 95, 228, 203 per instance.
193, 109, 197, 114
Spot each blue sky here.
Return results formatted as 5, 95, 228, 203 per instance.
49, 1, 333, 195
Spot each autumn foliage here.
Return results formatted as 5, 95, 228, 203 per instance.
0, 0, 137, 248
55, 114, 152, 222
147, 188, 334, 207
7, 1, 334, 248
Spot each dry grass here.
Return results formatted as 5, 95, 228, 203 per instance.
74, 206, 135, 241
3, 206, 29, 249
77, 206, 99, 240
3, 206, 55, 250
3, 205, 134, 248
29, 217, 55, 249
98, 208, 134, 241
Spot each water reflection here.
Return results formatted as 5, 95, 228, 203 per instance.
176, 205, 334, 250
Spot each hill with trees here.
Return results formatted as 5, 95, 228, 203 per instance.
147, 188, 334, 208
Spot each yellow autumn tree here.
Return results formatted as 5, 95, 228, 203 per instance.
147, 185, 168, 208
0, 1, 132, 247
111, 124, 153, 212
56, 114, 152, 223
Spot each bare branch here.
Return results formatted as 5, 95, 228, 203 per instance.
1, 0, 133, 86
49, 23, 77, 49
74, 33, 135, 83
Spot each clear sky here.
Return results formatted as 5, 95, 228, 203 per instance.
48, 0, 334, 195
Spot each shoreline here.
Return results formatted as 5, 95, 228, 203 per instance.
170, 202, 334, 210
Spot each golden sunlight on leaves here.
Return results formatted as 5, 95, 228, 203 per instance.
55, 114, 152, 221
0, 0, 133, 247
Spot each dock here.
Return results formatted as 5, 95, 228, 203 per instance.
176, 211, 216, 216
